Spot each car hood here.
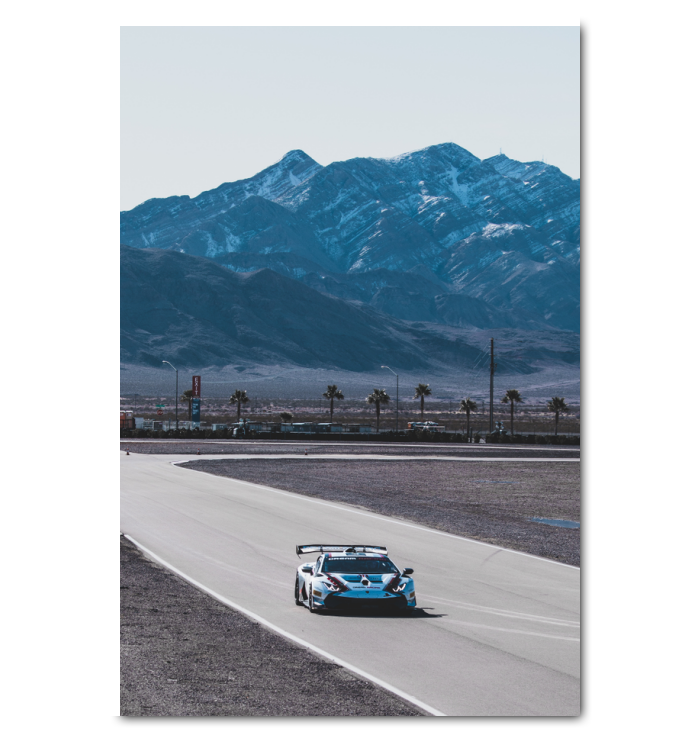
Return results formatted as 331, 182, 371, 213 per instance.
323, 572, 395, 584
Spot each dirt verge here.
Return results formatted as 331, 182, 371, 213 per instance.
121, 536, 425, 716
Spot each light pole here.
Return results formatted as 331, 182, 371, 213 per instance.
162, 360, 179, 431
381, 366, 399, 433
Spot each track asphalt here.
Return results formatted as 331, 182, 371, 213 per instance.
121, 451, 580, 716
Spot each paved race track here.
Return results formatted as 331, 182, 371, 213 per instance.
120, 451, 580, 716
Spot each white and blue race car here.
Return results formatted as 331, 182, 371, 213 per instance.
294, 544, 417, 613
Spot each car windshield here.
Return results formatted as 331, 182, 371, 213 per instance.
323, 557, 398, 574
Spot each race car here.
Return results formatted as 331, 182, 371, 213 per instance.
294, 544, 416, 613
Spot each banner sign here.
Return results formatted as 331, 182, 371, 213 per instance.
192, 375, 201, 398
191, 397, 201, 426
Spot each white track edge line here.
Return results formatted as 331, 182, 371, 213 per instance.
123, 534, 445, 717
168, 459, 580, 570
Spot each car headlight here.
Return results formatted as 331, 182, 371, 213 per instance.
321, 575, 347, 592
385, 575, 408, 593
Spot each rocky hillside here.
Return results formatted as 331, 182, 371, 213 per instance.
121, 246, 578, 372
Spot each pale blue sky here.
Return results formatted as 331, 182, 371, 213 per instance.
121, 26, 579, 211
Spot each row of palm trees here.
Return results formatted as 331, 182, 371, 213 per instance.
496, 391, 570, 436
184, 385, 570, 435
207, 384, 429, 430
364, 385, 569, 436
365, 385, 435, 432
315, 384, 433, 431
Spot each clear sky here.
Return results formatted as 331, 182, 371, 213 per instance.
121, 26, 579, 211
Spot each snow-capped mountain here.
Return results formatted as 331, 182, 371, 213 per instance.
121, 143, 580, 332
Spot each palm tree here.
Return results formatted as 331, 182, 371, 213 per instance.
229, 389, 250, 422
180, 389, 193, 421
414, 383, 432, 421
459, 397, 478, 440
322, 384, 344, 423
547, 397, 569, 436
501, 389, 523, 435
366, 388, 390, 432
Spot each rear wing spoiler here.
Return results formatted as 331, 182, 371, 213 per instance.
296, 544, 388, 556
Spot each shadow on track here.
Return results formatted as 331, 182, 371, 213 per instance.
312, 607, 444, 619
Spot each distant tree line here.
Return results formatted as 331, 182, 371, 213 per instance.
196, 382, 573, 436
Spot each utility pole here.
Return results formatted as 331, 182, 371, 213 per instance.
489, 338, 496, 431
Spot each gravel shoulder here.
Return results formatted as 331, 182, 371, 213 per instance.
121, 536, 425, 717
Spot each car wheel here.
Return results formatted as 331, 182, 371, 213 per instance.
294, 575, 303, 606
307, 583, 316, 613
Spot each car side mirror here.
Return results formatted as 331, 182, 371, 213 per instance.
301, 565, 313, 573
402, 568, 414, 576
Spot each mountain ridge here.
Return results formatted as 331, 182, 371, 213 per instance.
121, 143, 580, 360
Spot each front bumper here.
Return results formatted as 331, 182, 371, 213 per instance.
319, 592, 411, 611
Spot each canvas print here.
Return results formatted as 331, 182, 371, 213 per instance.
120, 26, 580, 716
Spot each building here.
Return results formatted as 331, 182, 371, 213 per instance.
120, 411, 135, 430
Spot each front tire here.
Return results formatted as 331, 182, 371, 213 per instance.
294, 575, 303, 606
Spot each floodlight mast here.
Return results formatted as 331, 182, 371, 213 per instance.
381, 365, 399, 433
162, 360, 179, 431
